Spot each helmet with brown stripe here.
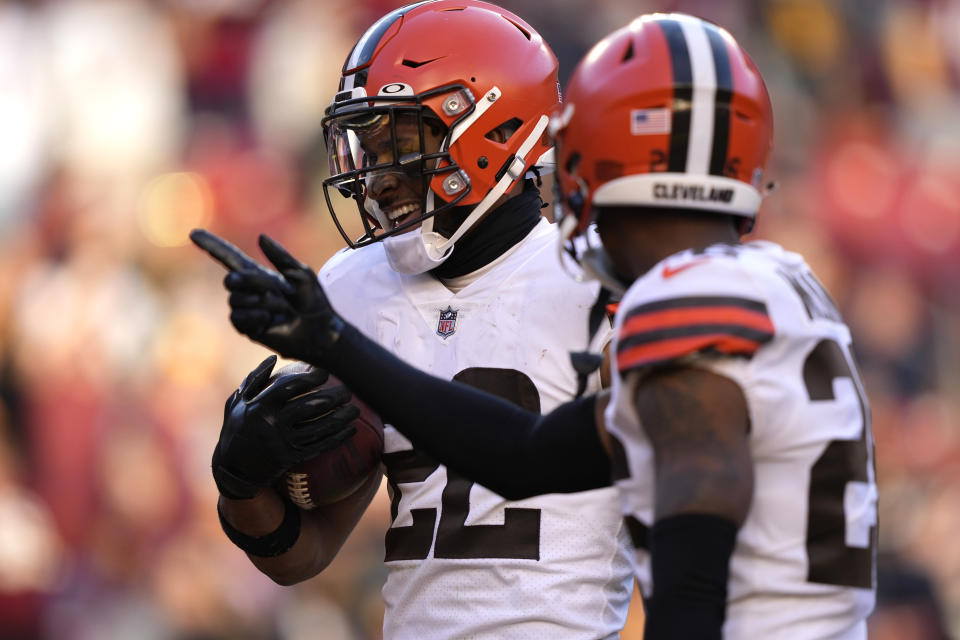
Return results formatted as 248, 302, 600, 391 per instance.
552, 13, 773, 288
322, 0, 559, 274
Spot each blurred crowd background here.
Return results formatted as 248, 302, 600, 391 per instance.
0, 0, 957, 638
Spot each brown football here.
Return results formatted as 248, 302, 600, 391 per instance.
271, 362, 384, 510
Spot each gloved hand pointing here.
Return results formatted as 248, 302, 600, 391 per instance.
190, 229, 346, 366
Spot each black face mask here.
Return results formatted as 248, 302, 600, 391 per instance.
430, 184, 544, 279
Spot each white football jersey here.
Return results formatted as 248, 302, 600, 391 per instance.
320, 219, 634, 640
606, 241, 877, 640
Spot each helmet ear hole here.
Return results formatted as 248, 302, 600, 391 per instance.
568, 190, 586, 217
484, 118, 523, 143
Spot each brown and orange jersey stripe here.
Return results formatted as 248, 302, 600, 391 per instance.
616, 295, 774, 374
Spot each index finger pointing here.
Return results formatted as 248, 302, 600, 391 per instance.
258, 234, 310, 274
190, 229, 261, 272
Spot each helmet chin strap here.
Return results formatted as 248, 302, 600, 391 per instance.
556, 215, 628, 296
556, 214, 587, 282
580, 246, 627, 296
384, 115, 551, 276
382, 190, 453, 274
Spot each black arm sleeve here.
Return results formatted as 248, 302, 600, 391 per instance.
644, 513, 739, 640
324, 324, 611, 500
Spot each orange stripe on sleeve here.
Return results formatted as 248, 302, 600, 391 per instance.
617, 333, 763, 372
619, 305, 774, 339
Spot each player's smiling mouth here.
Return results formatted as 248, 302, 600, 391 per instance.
385, 202, 420, 229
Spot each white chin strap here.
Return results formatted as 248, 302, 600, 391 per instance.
383, 114, 551, 276
383, 230, 454, 274
383, 191, 454, 274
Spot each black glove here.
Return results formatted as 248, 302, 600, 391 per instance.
190, 229, 345, 366
213, 355, 359, 500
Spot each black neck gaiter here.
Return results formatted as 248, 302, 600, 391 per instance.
430, 186, 543, 279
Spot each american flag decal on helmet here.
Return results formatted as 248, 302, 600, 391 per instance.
631, 108, 672, 135
437, 306, 458, 339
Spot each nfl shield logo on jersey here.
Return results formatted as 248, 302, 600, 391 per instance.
436, 306, 458, 339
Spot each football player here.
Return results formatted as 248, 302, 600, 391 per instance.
206, 2, 635, 639
195, 11, 878, 640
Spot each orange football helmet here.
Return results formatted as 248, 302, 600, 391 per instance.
553, 12, 774, 255
323, 0, 559, 261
